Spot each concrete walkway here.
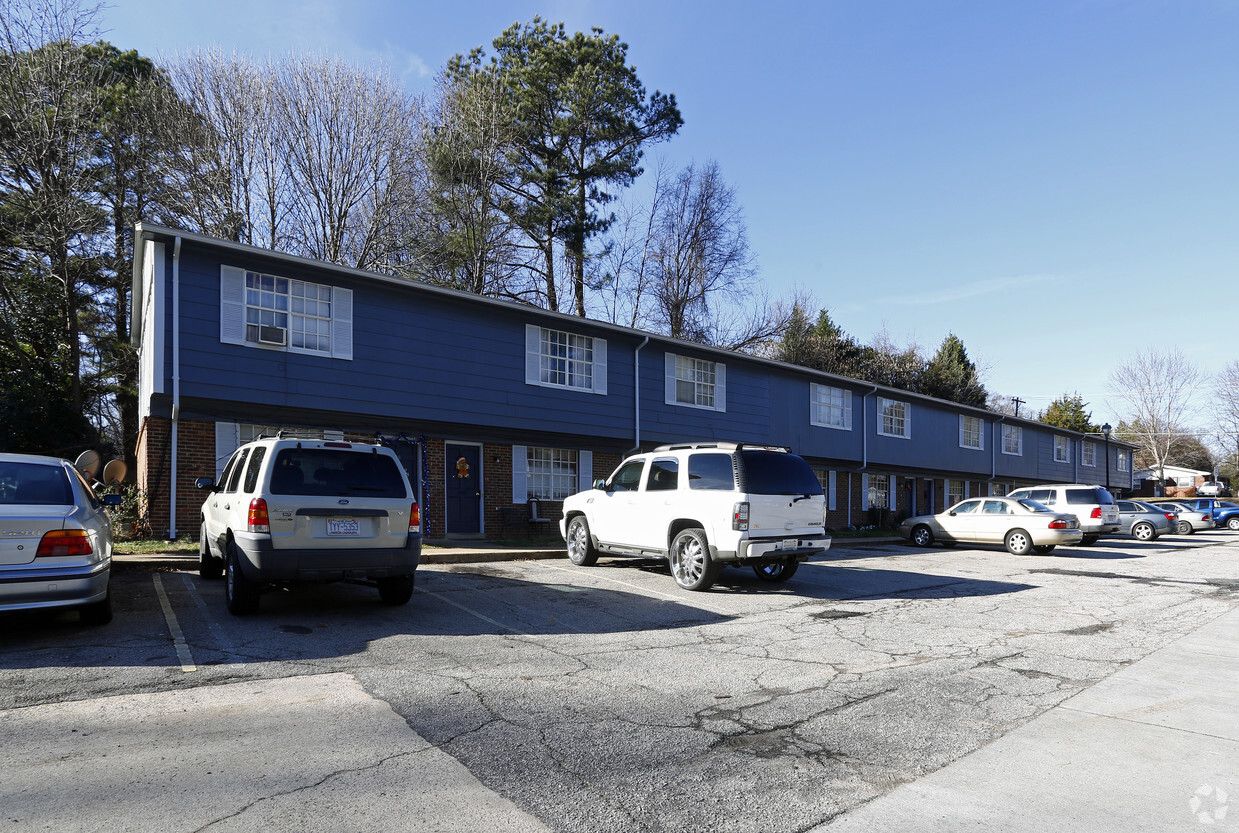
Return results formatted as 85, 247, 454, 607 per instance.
817, 603, 1239, 831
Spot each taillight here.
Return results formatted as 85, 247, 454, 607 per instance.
36, 529, 93, 557
1203, 514, 1211, 522
409, 502, 421, 534
248, 498, 270, 533
1090, 507, 1103, 519
732, 501, 750, 531
1164, 513, 1175, 522
1048, 519, 1068, 529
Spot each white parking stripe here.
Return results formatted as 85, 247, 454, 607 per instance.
537, 561, 689, 602
152, 574, 196, 672
179, 573, 243, 669
415, 587, 532, 637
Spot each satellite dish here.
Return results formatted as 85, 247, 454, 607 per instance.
74, 450, 101, 479
103, 459, 128, 486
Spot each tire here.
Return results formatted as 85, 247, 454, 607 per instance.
910, 525, 934, 548
669, 528, 719, 591
377, 574, 414, 605
566, 516, 599, 566
1132, 522, 1156, 542
1177, 521, 1192, 535
1033, 545, 1056, 554
1080, 534, 1099, 547
79, 590, 113, 626
1228, 517, 1239, 531
199, 522, 223, 580
753, 557, 799, 582
224, 540, 261, 615
1005, 528, 1033, 556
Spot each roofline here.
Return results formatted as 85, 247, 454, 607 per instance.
131, 222, 1137, 447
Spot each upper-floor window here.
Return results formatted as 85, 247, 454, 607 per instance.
1053, 435, 1069, 463
1002, 424, 1023, 456
665, 353, 726, 411
877, 397, 909, 438
525, 325, 607, 395
1117, 451, 1130, 472
811, 384, 852, 430
1082, 441, 1096, 467
220, 265, 353, 360
959, 415, 983, 450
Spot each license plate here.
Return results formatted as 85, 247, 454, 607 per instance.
327, 518, 360, 536
781, 538, 798, 549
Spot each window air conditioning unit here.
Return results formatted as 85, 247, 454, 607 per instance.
256, 325, 287, 346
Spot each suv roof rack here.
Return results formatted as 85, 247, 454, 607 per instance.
651, 442, 791, 453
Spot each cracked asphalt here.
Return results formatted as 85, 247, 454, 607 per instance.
2, 530, 1238, 832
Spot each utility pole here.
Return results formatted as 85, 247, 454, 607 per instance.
1012, 397, 1025, 418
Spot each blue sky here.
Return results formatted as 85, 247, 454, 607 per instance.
101, 0, 1238, 428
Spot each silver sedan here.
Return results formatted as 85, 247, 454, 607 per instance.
1152, 501, 1212, 534
899, 496, 1084, 555
0, 453, 121, 624
1116, 500, 1177, 541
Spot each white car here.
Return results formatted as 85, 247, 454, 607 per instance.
196, 436, 421, 614
899, 496, 1083, 555
1005, 484, 1120, 545
0, 453, 122, 624
560, 442, 831, 591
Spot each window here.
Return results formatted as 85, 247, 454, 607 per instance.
868, 474, 890, 509
665, 353, 726, 411
608, 460, 645, 492
242, 447, 267, 493
877, 398, 909, 438
948, 479, 965, 505
220, 265, 352, 359
527, 448, 579, 501
811, 384, 851, 430
687, 454, 735, 490
224, 449, 249, 493
1002, 425, 1022, 456
959, 415, 983, 450
646, 458, 679, 491
1118, 452, 1129, 472
525, 325, 606, 394
989, 482, 1010, 496
1082, 441, 1096, 467
1053, 436, 1069, 463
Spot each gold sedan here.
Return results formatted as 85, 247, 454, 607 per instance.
898, 496, 1083, 555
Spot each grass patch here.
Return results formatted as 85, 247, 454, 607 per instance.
115, 536, 198, 555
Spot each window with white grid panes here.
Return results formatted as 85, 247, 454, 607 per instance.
878, 398, 909, 438
1002, 424, 1022, 455
948, 479, 965, 505
245, 271, 332, 353
1053, 436, 1069, 463
868, 474, 890, 509
526, 448, 578, 501
1118, 452, 1129, 472
539, 328, 595, 391
811, 384, 850, 429
675, 355, 716, 408
1082, 441, 1096, 466
960, 415, 983, 450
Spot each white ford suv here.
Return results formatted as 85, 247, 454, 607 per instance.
560, 442, 831, 591
196, 435, 421, 614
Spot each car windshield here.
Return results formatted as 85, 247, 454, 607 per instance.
1017, 499, 1053, 513
270, 449, 407, 498
0, 461, 72, 505
740, 451, 823, 496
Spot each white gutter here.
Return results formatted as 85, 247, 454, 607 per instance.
169, 237, 181, 539
628, 337, 649, 455
859, 386, 878, 470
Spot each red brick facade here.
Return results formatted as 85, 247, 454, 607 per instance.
136, 416, 216, 537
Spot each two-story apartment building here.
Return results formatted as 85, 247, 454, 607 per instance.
131, 224, 1136, 539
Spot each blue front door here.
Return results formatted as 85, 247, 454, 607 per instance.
445, 444, 481, 534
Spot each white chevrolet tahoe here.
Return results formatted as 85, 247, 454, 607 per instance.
196, 436, 421, 614
560, 442, 831, 591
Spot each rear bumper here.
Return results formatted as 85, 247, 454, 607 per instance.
0, 560, 110, 612
232, 534, 421, 583
716, 535, 832, 563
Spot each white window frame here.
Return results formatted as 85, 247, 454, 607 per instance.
810, 384, 852, 430
989, 482, 1010, 496
1117, 451, 1130, 472
220, 265, 352, 360
867, 473, 891, 510
665, 353, 726, 412
959, 415, 984, 450
1082, 441, 1096, 467
524, 324, 607, 395
525, 447, 579, 501
947, 479, 965, 506
877, 397, 910, 439
1053, 435, 1069, 463
1002, 424, 1023, 456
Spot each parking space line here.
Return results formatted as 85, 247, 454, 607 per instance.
536, 561, 689, 602
179, 574, 243, 669
152, 574, 196, 672
415, 586, 532, 636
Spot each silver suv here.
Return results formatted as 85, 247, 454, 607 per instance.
560, 442, 831, 591
196, 436, 421, 614
1005, 484, 1119, 545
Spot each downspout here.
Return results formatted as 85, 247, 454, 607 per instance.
854, 386, 878, 527
990, 415, 1005, 485
627, 336, 649, 456
168, 237, 181, 540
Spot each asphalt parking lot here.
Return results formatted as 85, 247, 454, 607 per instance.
2, 531, 1238, 832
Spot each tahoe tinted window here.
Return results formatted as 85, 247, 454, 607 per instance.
740, 451, 823, 496
646, 458, 679, 491
687, 454, 735, 491
608, 461, 645, 492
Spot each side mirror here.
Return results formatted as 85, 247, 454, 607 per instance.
593, 479, 608, 491
101, 494, 123, 507
194, 477, 215, 491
